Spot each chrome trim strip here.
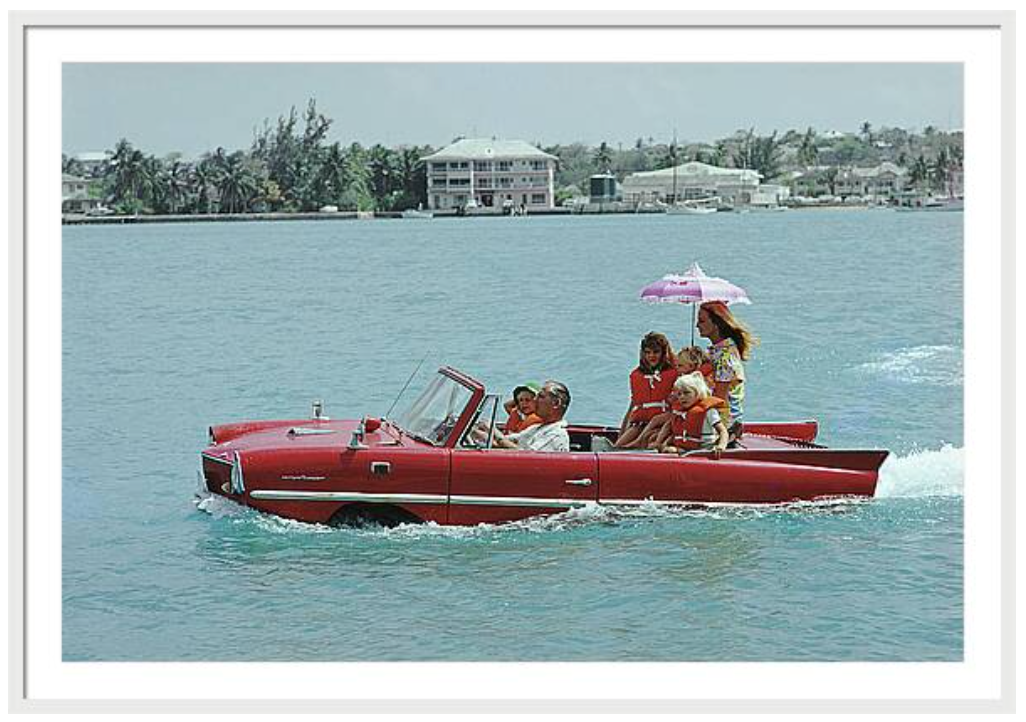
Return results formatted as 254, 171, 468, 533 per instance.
246, 489, 860, 510
230, 451, 246, 494
249, 490, 448, 504
288, 427, 338, 436
448, 495, 588, 509
281, 475, 328, 481
247, 490, 589, 509
201, 452, 233, 466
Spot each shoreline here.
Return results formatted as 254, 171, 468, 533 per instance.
61, 203, 906, 226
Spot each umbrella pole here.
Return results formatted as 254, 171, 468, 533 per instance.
690, 304, 696, 346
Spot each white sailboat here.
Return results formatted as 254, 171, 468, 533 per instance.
666, 199, 719, 215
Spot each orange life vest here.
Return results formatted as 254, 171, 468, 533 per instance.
506, 410, 542, 434
670, 395, 729, 450
628, 367, 679, 423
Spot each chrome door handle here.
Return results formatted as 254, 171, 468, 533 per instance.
370, 461, 391, 476
565, 478, 593, 486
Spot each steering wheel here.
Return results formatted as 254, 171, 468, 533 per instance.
433, 414, 457, 443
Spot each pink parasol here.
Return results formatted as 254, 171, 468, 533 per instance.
639, 262, 751, 344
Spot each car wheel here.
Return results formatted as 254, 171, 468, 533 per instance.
327, 503, 422, 529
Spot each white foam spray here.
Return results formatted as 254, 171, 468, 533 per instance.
875, 444, 964, 498
852, 344, 963, 387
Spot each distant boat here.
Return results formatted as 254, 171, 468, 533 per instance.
401, 207, 434, 219
666, 196, 720, 216
747, 204, 789, 213
895, 197, 964, 212
666, 203, 718, 216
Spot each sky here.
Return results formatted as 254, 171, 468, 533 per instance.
62, 63, 963, 157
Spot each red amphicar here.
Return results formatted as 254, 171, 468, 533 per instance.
200, 366, 888, 527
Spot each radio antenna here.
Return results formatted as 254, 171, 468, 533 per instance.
385, 355, 428, 420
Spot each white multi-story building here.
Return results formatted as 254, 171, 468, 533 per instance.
620, 161, 762, 206
62, 173, 100, 213
421, 139, 557, 211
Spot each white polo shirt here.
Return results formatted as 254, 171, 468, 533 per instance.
508, 419, 570, 452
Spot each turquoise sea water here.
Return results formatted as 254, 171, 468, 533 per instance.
62, 210, 963, 661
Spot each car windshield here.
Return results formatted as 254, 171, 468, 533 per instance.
393, 371, 475, 446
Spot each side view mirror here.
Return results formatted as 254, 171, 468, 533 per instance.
348, 417, 370, 450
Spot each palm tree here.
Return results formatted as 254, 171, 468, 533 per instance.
733, 129, 781, 180
931, 148, 951, 196
710, 141, 728, 167
860, 121, 873, 145
190, 159, 218, 214
214, 151, 258, 214
823, 167, 840, 196
367, 144, 397, 208
593, 142, 613, 173
661, 139, 680, 170
312, 142, 349, 207
797, 127, 818, 167
908, 154, 931, 192
395, 146, 427, 208
109, 139, 149, 207
163, 161, 190, 214
62, 154, 85, 177
340, 143, 372, 211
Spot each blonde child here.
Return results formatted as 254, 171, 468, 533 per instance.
640, 345, 713, 448
676, 345, 713, 379
656, 371, 730, 455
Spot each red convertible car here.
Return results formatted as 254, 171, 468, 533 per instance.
200, 366, 889, 527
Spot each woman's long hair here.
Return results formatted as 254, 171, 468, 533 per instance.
701, 302, 758, 361
639, 331, 677, 373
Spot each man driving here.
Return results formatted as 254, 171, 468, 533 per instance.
489, 380, 571, 452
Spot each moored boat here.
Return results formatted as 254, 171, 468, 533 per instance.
666, 203, 718, 215
401, 205, 434, 219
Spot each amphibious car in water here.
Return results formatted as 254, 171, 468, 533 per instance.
200, 366, 889, 527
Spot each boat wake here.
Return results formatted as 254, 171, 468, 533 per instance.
876, 444, 963, 498
851, 344, 962, 387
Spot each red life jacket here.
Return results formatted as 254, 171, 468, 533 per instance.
670, 395, 729, 450
506, 410, 542, 434
628, 367, 679, 423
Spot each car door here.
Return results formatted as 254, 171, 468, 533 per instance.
449, 449, 598, 525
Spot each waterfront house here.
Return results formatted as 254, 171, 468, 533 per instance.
620, 161, 762, 207
421, 138, 558, 212
835, 162, 908, 200
62, 173, 100, 214
788, 162, 907, 202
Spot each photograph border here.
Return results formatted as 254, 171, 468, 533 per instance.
8, 9, 1016, 713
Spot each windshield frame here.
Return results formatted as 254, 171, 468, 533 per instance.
391, 366, 485, 448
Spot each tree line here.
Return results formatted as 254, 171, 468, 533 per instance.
63, 100, 965, 214
63, 100, 432, 215
546, 122, 963, 196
